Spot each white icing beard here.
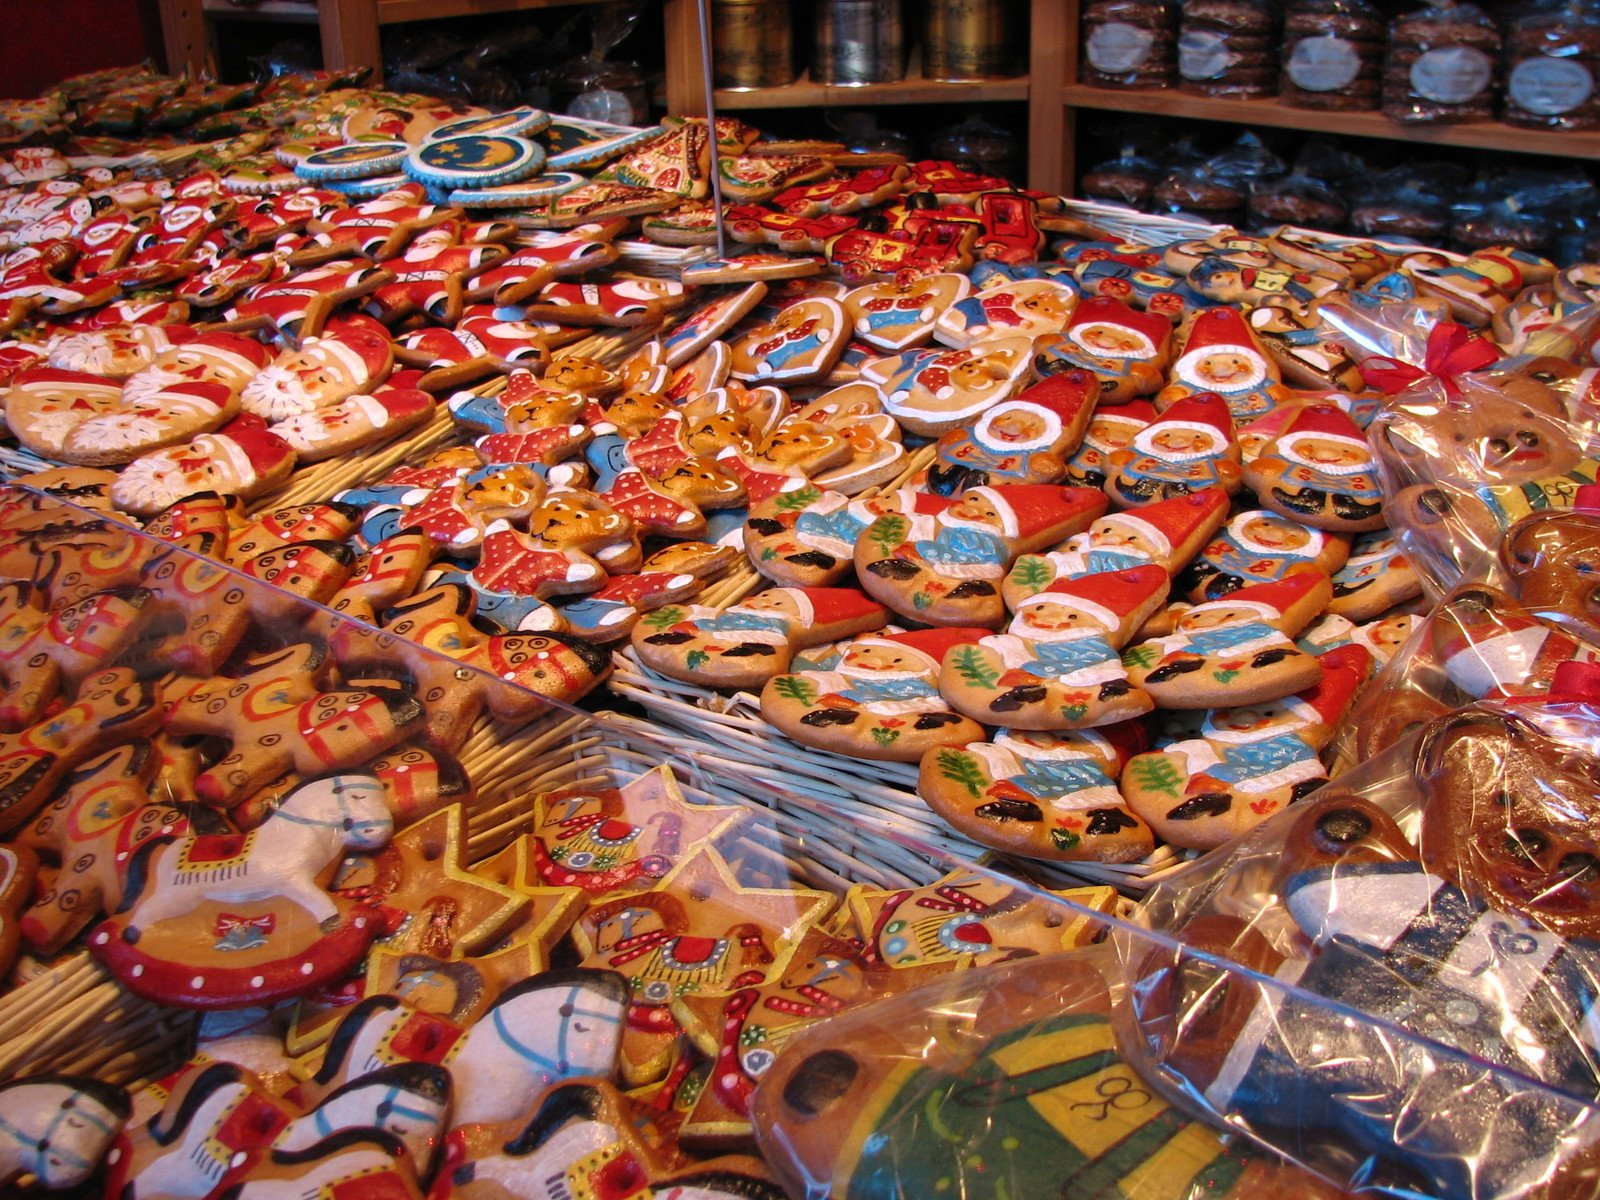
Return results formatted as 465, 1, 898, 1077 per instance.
241, 364, 347, 421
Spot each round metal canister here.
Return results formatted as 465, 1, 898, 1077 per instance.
924, 0, 1019, 81
815, 0, 906, 85
713, 0, 795, 89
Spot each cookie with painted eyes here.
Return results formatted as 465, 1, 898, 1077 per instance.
1500, 494, 1600, 647
1243, 404, 1385, 533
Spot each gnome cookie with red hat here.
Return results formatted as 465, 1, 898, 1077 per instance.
939, 565, 1169, 730
1033, 296, 1173, 403
1120, 643, 1372, 849
1244, 403, 1385, 532
239, 319, 393, 422
1122, 572, 1333, 709
1104, 392, 1243, 506
761, 627, 988, 762
855, 484, 1108, 628
1060, 400, 1156, 491
109, 418, 297, 516
631, 586, 887, 691
1179, 508, 1349, 603
1005, 488, 1231, 606
926, 371, 1098, 496
744, 487, 947, 589
919, 723, 1154, 863
1327, 529, 1421, 620
1155, 307, 1293, 424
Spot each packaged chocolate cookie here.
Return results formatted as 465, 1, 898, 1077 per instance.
1503, 1, 1600, 129
1280, 0, 1385, 109
1249, 169, 1348, 228
1347, 163, 1464, 241
1080, 144, 1163, 206
1178, 0, 1279, 96
1382, 0, 1503, 123
1082, 0, 1178, 88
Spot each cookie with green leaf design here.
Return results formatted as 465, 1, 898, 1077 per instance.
918, 724, 1153, 863
760, 628, 989, 762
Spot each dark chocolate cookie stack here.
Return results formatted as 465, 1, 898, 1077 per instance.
1382, 0, 1502, 123
1503, 6, 1600, 130
1178, 0, 1279, 96
1081, 0, 1178, 88
1280, 0, 1385, 110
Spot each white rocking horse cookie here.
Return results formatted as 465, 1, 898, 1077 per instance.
0, 1075, 129, 1190
90, 772, 396, 1008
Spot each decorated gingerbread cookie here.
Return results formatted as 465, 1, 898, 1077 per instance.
927, 370, 1097, 496
1121, 573, 1334, 709
1032, 296, 1172, 402
1059, 399, 1155, 491
870, 336, 1034, 437
0, 1075, 128, 1190
1179, 507, 1349, 603
856, 484, 1109, 628
631, 586, 887, 691
933, 278, 1076, 349
726, 296, 849, 385
1104, 391, 1242, 506
938, 564, 1170, 730
109, 418, 297, 515
843, 273, 970, 352
1243, 403, 1385, 532
1156, 306, 1292, 423
760, 627, 989, 762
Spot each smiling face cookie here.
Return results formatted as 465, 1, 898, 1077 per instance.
927, 370, 1098, 497
1244, 404, 1385, 532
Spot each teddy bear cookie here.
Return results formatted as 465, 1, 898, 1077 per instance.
760, 627, 989, 762
1032, 295, 1172, 402
855, 484, 1109, 628
843, 273, 971, 351
1121, 572, 1334, 708
631, 586, 887, 691
1500, 485, 1600, 647
1104, 391, 1243, 506
1120, 643, 1371, 849
932, 278, 1077, 347
1243, 403, 1385, 532
938, 564, 1170, 730
925, 370, 1097, 496
920, 723, 1154, 863
867, 336, 1034, 437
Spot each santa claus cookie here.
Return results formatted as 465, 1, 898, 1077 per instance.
856, 484, 1108, 628
55, 380, 240, 467
3, 368, 123, 459
926, 370, 1097, 496
759, 627, 988, 762
1179, 508, 1350, 603
239, 321, 393, 422
939, 565, 1169, 730
120, 331, 272, 406
270, 383, 434, 462
1061, 399, 1155, 491
870, 336, 1034, 437
46, 323, 190, 379
1243, 403, 1385, 532
110, 418, 297, 515
1032, 296, 1172, 403
933, 279, 1077, 348
1122, 572, 1333, 709
1120, 643, 1371, 849
1005, 488, 1231, 606
843, 274, 970, 351
1155, 307, 1292, 423
919, 723, 1154, 863
1104, 392, 1243, 506
631, 586, 887, 691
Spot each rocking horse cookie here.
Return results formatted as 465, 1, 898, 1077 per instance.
920, 724, 1154, 863
0, 1075, 129, 1190
631, 586, 887, 691
1122, 573, 1333, 709
926, 370, 1098, 496
938, 564, 1170, 730
855, 484, 1108, 628
90, 771, 394, 1007
760, 627, 990, 763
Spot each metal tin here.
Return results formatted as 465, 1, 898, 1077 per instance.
713, 0, 795, 90
815, 0, 906, 85
924, 0, 1019, 81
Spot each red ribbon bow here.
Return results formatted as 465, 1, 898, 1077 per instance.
1358, 322, 1500, 396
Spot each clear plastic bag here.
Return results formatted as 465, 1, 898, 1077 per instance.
1382, 0, 1503, 124
1178, 0, 1279, 97
1082, 0, 1179, 88
1249, 170, 1349, 231
1124, 692, 1600, 1200
1503, 0, 1600, 130
1280, 0, 1385, 111
1081, 144, 1164, 208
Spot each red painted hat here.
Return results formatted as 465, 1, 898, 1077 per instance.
1016, 563, 1170, 628
1068, 295, 1171, 352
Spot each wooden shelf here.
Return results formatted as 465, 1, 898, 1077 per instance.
200, 0, 318, 22
376, 0, 607, 23
1061, 83, 1600, 161
712, 70, 1029, 111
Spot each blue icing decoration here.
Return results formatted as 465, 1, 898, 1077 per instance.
914, 526, 1009, 568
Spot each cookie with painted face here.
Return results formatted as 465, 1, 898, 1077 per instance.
939, 565, 1169, 729
726, 296, 849, 385
1156, 306, 1293, 424
1179, 508, 1350, 602
933, 279, 1077, 350
1122, 573, 1334, 709
46, 322, 191, 379
1244, 403, 1385, 532
239, 321, 393, 421
1247, 302, 1365, 392
0, 1074, 129, 1190
1104, 391, 1243, 506
632, 586, 887, 691
870, 336, 1034, 437
1500, 490, 1600, 645
743, 486, 941, 589
927, 370, 1098, 496
1121, 643, 1370, 849
843, 274, 970, 351
920, 723, 1153, 862
110, 417, 297, 516
1032, 296, 1172, 402
856, 484, 1109, 628
760, 627, 989, 762
1060, 399, 1155, 491
2, 367, 124, 459
119, 330, 272, 406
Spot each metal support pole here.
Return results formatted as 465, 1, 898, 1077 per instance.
695, 0, 730, 261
